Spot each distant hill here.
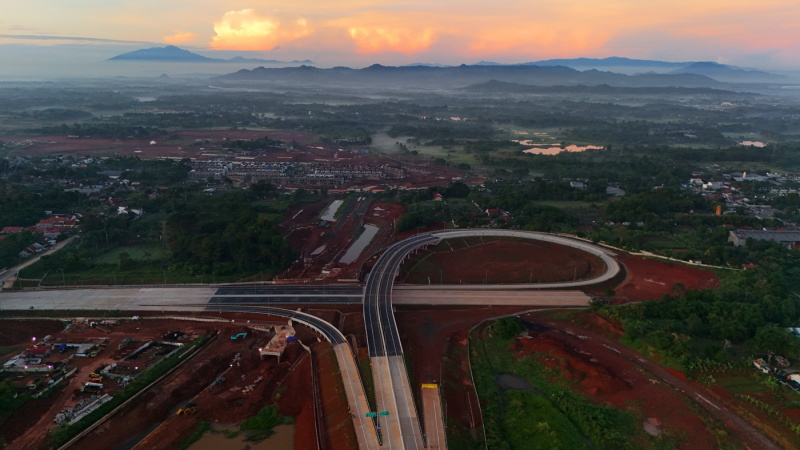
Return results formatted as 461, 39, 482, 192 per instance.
464, 80, 737, 96
529, 57, 685, 70
217, 64, 721, 89
525, 57, 785, 83
108, 46, 313, 64
669, 61, 785, 83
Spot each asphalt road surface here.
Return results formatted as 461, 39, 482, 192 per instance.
361, 229, 624, 450
364, 233, 440, 450
211, 285, 363, 305
200, 305, 379, 449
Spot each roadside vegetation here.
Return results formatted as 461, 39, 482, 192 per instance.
2, 74, 800, 447
15, 178, 304, 285
470, 317, 651, 449
238, 404, 294, 440
598, 241, 800, 376
176, 405, 293, 449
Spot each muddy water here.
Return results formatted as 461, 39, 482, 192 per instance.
188, 423, 294, 450
522, 145, 603, 155
495, 373, 544, 395
339, 224, 379, 264
320, 200, 343, 222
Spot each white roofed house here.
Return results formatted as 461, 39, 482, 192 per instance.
570, 181, 585, 190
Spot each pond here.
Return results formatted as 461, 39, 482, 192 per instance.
189, 423, 294, 450
320, 200, 343, 222
523, 145, 603, 155
496, 373, 545, 395
339, 224, 379, 264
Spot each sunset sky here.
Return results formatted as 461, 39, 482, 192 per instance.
2, 0, 800, 69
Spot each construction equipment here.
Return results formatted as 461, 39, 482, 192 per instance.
88, 373, 103, 383
81, 382, 103, 392
230, 333, 247, 340
208, 377, 225, 391
118, 338, 135, 350
176, 402, 197, 416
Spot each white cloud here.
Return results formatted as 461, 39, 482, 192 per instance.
210, 9, 312, 51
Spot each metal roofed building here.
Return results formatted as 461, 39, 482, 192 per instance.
728, 230, 800, 248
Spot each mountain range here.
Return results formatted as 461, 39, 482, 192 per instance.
107, 45, 312, 64
217, 64, 728, 89
108, 46, 788, 85
480, 57, 785, 83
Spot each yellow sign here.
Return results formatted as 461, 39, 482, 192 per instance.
421, 383, 438, 389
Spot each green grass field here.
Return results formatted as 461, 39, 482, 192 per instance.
91, 244, 164, 265
371, 132, 483, 166
470, 324, 651, 450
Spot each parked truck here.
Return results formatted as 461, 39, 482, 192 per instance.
81, 382, 104, 392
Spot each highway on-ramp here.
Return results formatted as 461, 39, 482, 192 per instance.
364, 234, 439, 449
0, 229, 622, 450
185, 303, 380, 450
362, 229, 621, 449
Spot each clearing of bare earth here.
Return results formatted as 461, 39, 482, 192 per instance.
399, 236, 606, 285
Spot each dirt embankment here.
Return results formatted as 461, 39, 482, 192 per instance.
517, 312, 779, 449
0, 315, 332, 450
395, 306, 545, 445
280, 199, 404, 282
126, 326, 317, 450
610, 253, 719, 302
312, 342, 358, 450
400, 239, 605, 285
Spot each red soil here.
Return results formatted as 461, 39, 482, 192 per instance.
4, 130, 318, 159
277, 352, 316, 450
0, 319, 66, 347
612, 253, 719, 302
400, 239, 605, 284
514, 315, 719, 448
313, 342, 358, 450
395, 305, 547, 444
280, 200, 404, 282
1, 315, 325, 450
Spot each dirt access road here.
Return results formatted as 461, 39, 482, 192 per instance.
529, 313, 780, 450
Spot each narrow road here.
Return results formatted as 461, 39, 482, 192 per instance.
0, 235, 78, 285
544, 320, 780, 450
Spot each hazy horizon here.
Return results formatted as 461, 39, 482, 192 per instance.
3, 43, 800, 83
4, 0, 800, 80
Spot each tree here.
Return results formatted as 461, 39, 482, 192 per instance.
753, 324, 797, 355
492, 317, 525, 339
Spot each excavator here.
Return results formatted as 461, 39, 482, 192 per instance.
176, 402, 197, 416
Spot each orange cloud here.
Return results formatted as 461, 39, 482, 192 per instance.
163, 31, 197, 45
465, 25, 614, 59
210, 9, 312, 51
348, 26, 435, 53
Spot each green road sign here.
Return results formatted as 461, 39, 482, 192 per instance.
365, 412, 377, 417
378, 411, 390, 416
